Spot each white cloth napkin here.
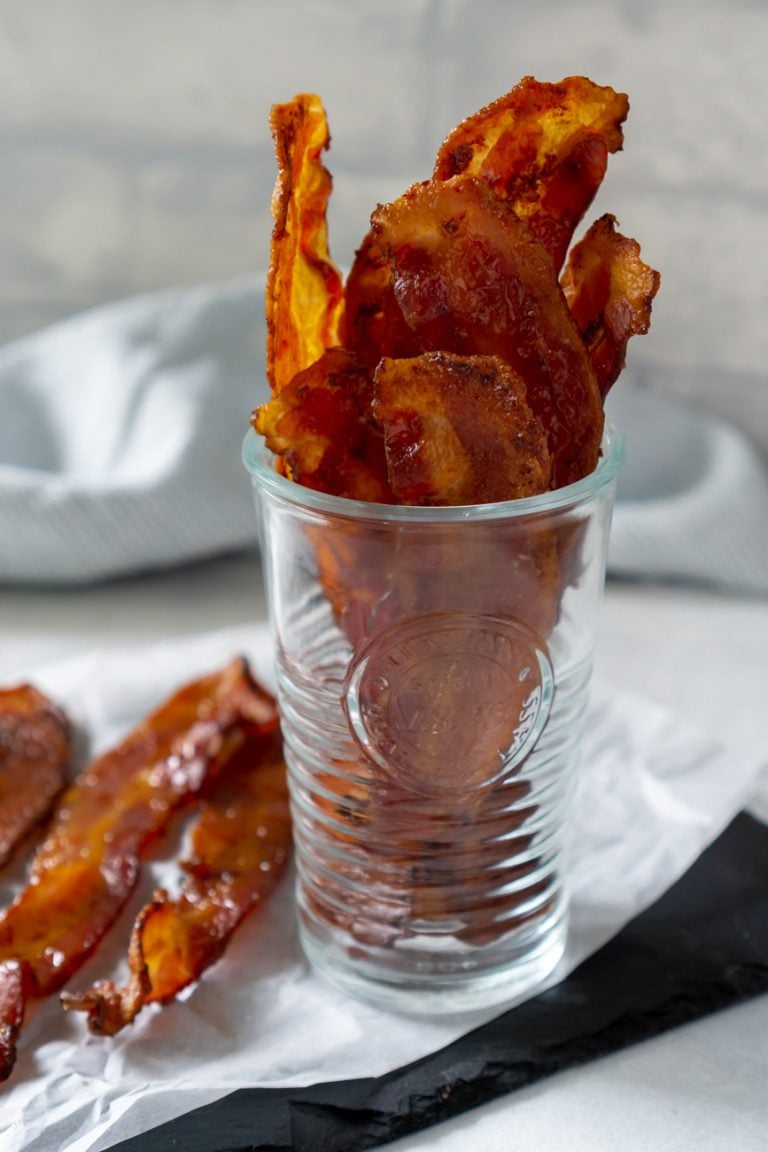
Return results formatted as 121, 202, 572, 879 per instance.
2, 623, 764, 1152
0, 279, 268, 585
1, 279, 766, 592
606, 387, 768, 594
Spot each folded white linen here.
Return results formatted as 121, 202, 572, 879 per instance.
2, 623, 764, 1152
1, 279, 766, 592
0, 278, 268, 585
607, 387, 768, 594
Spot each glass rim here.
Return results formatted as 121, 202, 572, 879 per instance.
242, 420, 625, 523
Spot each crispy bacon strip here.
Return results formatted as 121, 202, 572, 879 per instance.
373, 352, 552, 504
267, 94, 344, 393
561, 213, 661, 398
344, 78, 627, 370
341, 231, 420, 369
434, 75, 628, 271
255, 346, 393, 502
372, 175, 604, 487
0, 685, 70, 868
63, 725, 290, 1035
0, 658, 277, 1081
302, 353, 554, 657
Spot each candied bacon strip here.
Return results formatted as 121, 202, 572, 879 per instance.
372, 352, 552, 505
0, 685, 70, 868
341, 231, 420, 369
371, 175, 604, 487
561, 213, 661, 398
344, 79, 627, 370
63, 725, 290, 1035
0, 658, 277, 1082
254, 346, 393, 503
267, 94, 344, 393
255, 347, 395, 651
434, 75, 628, 271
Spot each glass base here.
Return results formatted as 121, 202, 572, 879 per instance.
298, 900, 568, 1015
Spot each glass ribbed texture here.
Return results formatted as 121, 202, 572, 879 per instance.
245, 426, 623, 1012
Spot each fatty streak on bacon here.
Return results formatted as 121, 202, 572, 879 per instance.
434, 75, 628, 272
373, 352, 552, 505
0, 685, 70, 868
63, 725, 289, 1036
267, 94, 344, 393
372, 175, 604, 488
561, 213, 661, 398
0, 658, 277, 1082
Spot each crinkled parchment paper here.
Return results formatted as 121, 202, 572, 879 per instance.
1, 625, 763, 1152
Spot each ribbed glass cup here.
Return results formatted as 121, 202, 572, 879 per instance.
243, 425, 624, 1013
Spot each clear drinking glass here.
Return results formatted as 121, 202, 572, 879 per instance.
243, 424, 624, 1013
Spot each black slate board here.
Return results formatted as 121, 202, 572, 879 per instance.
109, 813, 768, 1152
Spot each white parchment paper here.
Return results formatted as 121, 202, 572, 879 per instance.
1, 624, 763, 1152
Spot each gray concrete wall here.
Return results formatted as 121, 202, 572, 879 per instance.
2, 0, 766, 442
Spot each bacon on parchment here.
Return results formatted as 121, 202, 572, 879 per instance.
0, 658, 277, 1081
0, 685, 70, 869
63, 725, 290, 1035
